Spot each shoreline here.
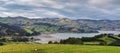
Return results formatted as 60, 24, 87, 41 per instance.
30, 31, 120, 44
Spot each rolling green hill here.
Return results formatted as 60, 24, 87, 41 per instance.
57, 34, 120, 46
0, 17, 98, 34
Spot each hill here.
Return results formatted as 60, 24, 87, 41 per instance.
0, 17, 98, 34
0, 22, 29, 36
55, 34, 120, 46
1, 17, 120, 31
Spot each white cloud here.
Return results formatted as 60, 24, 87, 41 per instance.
0, 0, 120, 20
87, 0, 120, 15
33, 9, 66, 18
3, 0, 65, 9
0, 0, 67, 18
88, 0, 112, 5
88, 0, 120, 9
0, 8, 66, 18
0, 12, 42, 18
0, 7, 7, 10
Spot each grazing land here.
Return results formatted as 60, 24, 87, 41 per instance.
0, 44, 120, 53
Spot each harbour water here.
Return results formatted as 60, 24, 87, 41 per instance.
32, 31, 120, 43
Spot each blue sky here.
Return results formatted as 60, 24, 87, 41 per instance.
0, 0, 120, 20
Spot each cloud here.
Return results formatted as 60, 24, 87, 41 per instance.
0, 7, 7, 10
0, 0, 119, 20
88, 0, 120, 12
0, 12, 40, 18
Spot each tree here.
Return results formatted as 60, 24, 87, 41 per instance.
54, 41, 59, 44
48, 41, 53, 44
0, 42, 4, 46
99, 41, 107, 45
59, 37, 83, 45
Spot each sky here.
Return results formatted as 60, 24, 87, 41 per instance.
0, 0, 120, 20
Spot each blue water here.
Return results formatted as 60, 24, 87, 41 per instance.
55, 31, 120, 39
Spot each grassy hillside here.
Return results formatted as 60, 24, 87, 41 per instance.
0, 22, 30, 36
0, 44, 120, 53
0, 17, 99, 33
58, 34, 120, 46
99, 36, 116, 44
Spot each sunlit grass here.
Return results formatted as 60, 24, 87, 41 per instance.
84, 42, 100, 45
0, 44, 120, 53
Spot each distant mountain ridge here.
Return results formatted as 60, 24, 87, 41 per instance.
0, 16, 100, 36
0, 16, 120, 31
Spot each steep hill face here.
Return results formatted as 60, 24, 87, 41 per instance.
0, 22, 29, 36
0, 16, 33, 26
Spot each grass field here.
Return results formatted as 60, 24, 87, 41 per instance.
0, 44, 120, 53
84, 42, 100, 45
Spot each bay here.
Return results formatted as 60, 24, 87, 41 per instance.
32, 31, 120, 44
